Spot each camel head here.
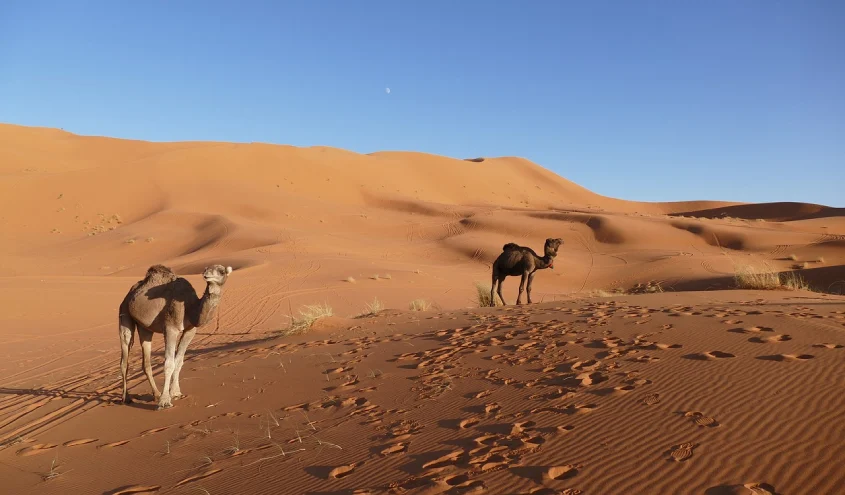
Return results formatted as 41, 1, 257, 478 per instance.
544, 238, 563, 268
202, 264, 233, 285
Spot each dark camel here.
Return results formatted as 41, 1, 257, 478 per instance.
490, 238, 562, 306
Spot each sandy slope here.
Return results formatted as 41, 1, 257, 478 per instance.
0, 124, 844, 494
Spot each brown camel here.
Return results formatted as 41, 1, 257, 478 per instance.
118, 264, 232, 409
490, 238, 562, 306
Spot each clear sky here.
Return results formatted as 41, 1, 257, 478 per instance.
2, 1, 843, 206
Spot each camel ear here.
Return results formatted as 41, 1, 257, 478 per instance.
226, 266, 233, 274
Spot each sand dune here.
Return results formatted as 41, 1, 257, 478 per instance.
0, 124, 843, 494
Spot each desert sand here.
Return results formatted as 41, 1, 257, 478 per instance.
0, 123, 843, 494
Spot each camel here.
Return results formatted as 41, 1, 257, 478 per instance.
118, 264, 232, 409
490, 238, 563, 306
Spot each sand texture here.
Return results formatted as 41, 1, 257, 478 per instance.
0, 124, 843, 494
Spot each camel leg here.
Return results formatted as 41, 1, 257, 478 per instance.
496, 276, 507, 306
118, 314, 135, 404
170, 328, 196, 400
516, 272, 528, 305
526, 271, 537, 304
490, 270, 499, 307
157, 327, 179, 410
137, 327, 160, 401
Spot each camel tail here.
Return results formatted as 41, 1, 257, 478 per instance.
502, 243, 520, 251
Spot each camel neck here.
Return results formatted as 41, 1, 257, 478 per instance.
194, 283, 222, 327
537, 255, 555, 269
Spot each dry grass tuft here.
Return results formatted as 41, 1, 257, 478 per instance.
734, 263, 782, 290
628, 281, 664, 294
782, 271, 810, 291
589, 289, 616, 298
787, 254, 798, 261
286, 303, 333, 334
409, 299, 432, 311
815, 257, 825, 264
360, 297, 383, 317
475, 281, 502, 307
734, 262, 810, 291
371, 274, 380, 281
125, 238, 136, 244
345, 277, 356, 283
383, 273, 392, 280
145, 237, 155, 243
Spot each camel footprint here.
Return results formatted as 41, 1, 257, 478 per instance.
107, 486, 161, 494
64, 438, 99, 447
812, 343, 843, 349
380, 443, 408, 456
175, 468, 223, 487
16, 443, 57, 457
329, 463, 361, 479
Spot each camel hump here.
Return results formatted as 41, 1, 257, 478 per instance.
502, 243, 521, 251
145, 264, 177, 281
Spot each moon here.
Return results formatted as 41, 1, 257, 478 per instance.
385, 87, 391, 94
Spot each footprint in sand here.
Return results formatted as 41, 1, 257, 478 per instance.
63, 438, 99, 447
643, 393, 661, 405
686, 351, 735, 360
748, 335, 791, 343
329, 463, 360, 479
571, 360, 601, 371
756, 354, 815, 362
613, 385, 636, 393
704, 482, 778, 494
734, 326, 774, 334
577, 372, 608, 386
380, 443, 408, 456
684, 411, 720, 427
460, 417, 481, 429
812, 343, 843, 349
99, 440, 130, 449
669, 442, 696, 462
545, 465, 579, 481
175, 468, 223, 486
106, 485, 161, 494
16, 443, 57, 457
423, 450, 466, 470
140, 426, 169, 436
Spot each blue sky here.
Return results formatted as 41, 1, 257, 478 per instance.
2, 1, 843, 206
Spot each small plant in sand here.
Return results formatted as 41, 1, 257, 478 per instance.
371, 274, 380, 281
125, 238, 136, 244
287, 303, 333, 334
734, 263, 782, 290
409, 299, 432, 311
629, 281, 664, 294
145, 237, 155, 243
223, 430, 241, 456
815, 257, 825, 264
383, 273, 392, 280
360, 297, 384, 317
42, 454, 68, 481
734, 262, 810, 291
787, 254, 798, 261
781, 271, 810, 291
475, 281, 502, 307
345, 276, 356, 283
793, 262, 810, 270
